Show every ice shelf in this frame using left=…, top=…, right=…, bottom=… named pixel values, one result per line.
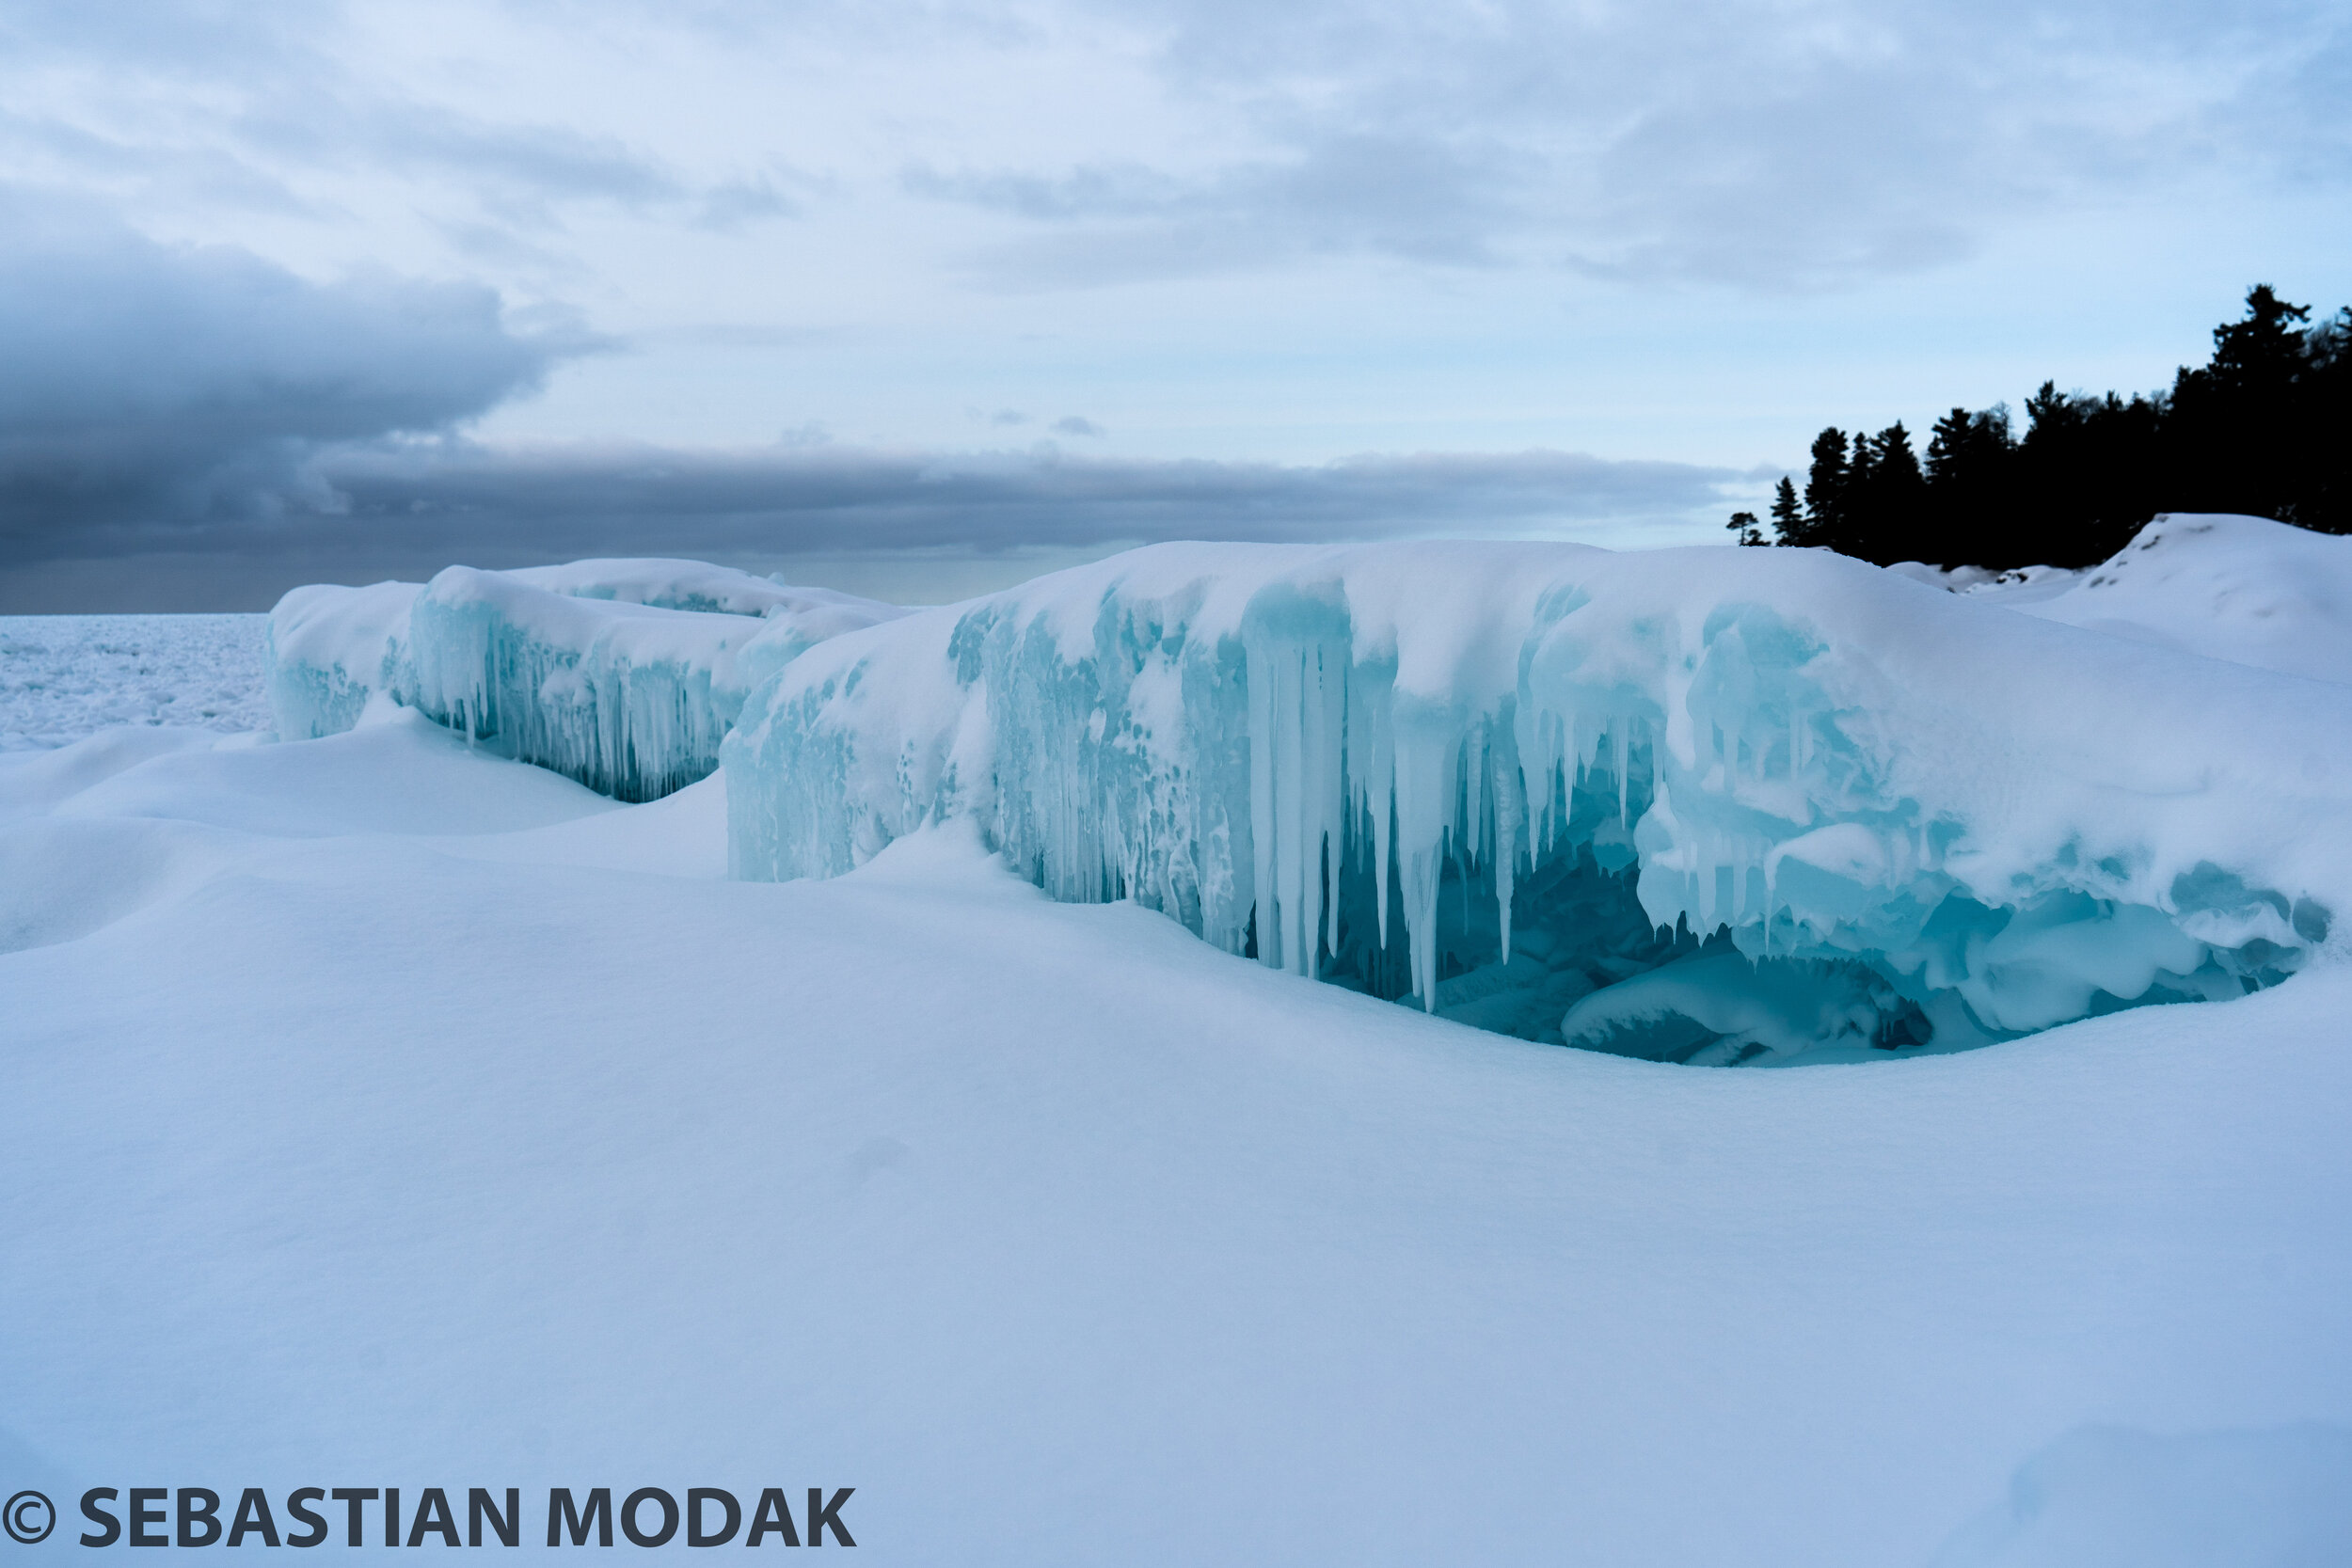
left=267, top=560, right=904, bottom=801
left=723, top=533, right=2351, bottom=1063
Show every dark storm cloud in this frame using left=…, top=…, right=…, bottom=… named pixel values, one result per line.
left=0, top=198, right=578, bottom=563
left=313, top=439, right=1741, bottom=556
left=0, top=194, right=1748, bottom=610
left=1, top=432, right=1752, bottom=610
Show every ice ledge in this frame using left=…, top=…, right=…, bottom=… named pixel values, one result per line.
left=724, top=537, right=2350, bottom=1063
left=266, top=561, right=903, bottom=802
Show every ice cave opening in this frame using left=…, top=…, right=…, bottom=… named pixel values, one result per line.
left=1217, top=725, right=2302, bottom=1067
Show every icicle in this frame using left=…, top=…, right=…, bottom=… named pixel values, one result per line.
left=1463, top=720, right=1485, bottom=872
left=1614, top=721, right=1629, bottom=826
left=1247, top=639, right=1279, bottom=969
left=1492, top=723, right=1520, bottom=965
left=1327, top=661, right=1349, bottom=963
left=1370, top=682, right=1395, bottom=951
left=1391, top=715, right=1457, bottom=1011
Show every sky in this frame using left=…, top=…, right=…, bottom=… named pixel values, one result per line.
left=1, top=0, right=2346, bottom=610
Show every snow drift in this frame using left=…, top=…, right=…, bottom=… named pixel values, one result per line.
left=724, top=520, right=2352, bottom=1063
left=267, top=560, right=903, bottom=800
left=1898, top=513, right=2352, bottom=684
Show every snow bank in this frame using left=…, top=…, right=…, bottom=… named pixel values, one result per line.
left=724, top=536, right=2352, bottom=1061
left=1899, top=514, right=2352, bottom=685
left=267, top=562, right=904, bottom=800
left=2011, top=515, right=2352, bottom=684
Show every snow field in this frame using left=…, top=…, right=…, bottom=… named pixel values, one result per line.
left=2, top=719, right=2348, bottom=1564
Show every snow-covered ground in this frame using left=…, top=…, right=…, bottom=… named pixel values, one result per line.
left=6, top=524, right=2351, bottom=1563
left=0, top=613, right=269, bottom=749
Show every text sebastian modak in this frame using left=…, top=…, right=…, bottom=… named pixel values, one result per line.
left=61, top=1487, right=854, bottom=1548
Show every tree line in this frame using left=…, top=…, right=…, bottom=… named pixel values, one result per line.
left=1727, top=287, right=2352, bottom=568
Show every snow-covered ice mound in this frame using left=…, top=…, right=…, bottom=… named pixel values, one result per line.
left=267, top=559, right=904, bottom=800
left=268, top=580, right=421, bottom=740
left=724, top=531, right=2352, bottom=1064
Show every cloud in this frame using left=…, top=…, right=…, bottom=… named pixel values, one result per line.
left=0, top=433, right=1756, bottom=609
left=0, top=181, right=1752, bottom=610
left=0, top=194, right=580, bottom=564
left=315, top=439, right=1742, bottom=551
left=1, top=1, right=2339, bottom=309
left=902, top=0, right=2352, bottom=292
left=9, top=1, right=2341, bottom=305
left=906, top=129, right=1518, bottom=287
left=0, top=3, right=807, bottom=274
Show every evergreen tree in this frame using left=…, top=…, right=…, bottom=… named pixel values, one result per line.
left=1725, top=511, right=1766, bottom=546
left=2169, top=285, right=2320, bottom=526
left=2206, top=284, right=2310, bottom=393
left=1856, top=421, right=1927, bottom=564
left=1797, top=428, right=1850, bottom=547
left=2303, top=308, right=2352, bottom=529
left=1925, top=405, right=2011, bottom=488
left=1922, top=405, right=2014, bottom=565
left=1769, top=476, right=1803, bottom=543
left=1845, top=425, right=1882, bottom=510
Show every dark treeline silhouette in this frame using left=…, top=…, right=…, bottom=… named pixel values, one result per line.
left=1728, top=287, right=2352, bottom=568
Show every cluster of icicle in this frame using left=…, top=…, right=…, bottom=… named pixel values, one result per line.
left=726, top=539, right=2350, bottom=1053
left=267, top=560, right=904, bottom=802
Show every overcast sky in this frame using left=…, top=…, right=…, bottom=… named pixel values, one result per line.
left=2, top=0, right=2346, bottom=609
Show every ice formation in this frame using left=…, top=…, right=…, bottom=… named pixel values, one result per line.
left=725, top=532, right=2352, bottom=1064
left=267, top=560, right=903, bottom=800
left=268, top=580, right=421, bottom=741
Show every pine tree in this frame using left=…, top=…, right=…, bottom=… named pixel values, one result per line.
left=2206, top=284, right=2310, bottom=394
left=1925, top=408, right=1973, bottom=485
left=1800, top=429, right=1850, bottom=547
left=1725, top=511, right=1766, bottom=546
left=1853, top=422, right=1926, bottom=564
left=1923, top=405, right=2015, bottom=566
left=2303, top=308, right=2352, bottom=531
left=1769, top=476, right=1803, bottom=544
left=2169, top=286, right=2320, bottom=527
